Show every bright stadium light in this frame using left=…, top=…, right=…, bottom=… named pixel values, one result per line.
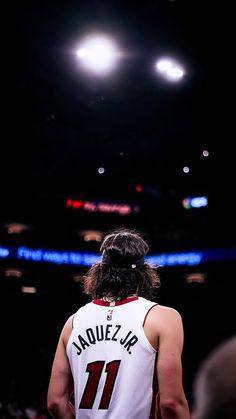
left=156, top=58, right=173, bottom=72
left=166, top=66, right=184, bottom=81
left=76, top=34, right=120, bottom=75
left=155, top=57, right=185, bottom=82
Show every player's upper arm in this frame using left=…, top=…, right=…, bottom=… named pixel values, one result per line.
left=156, top=307, right=185, bottom=403
left=47, top=316, right=74, bottom=404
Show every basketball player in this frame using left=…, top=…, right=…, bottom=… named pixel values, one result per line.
left=47, top=228, right=190, bottom=419
left=192, top=335, right=236, bottom=419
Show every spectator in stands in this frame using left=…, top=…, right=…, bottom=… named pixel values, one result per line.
left=192, top=335, right=236, bottom=419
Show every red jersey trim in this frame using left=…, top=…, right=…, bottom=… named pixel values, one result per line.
left=93, top=296, right=139, bottom=306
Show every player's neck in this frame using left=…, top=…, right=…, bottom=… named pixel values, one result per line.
left=101, top=293, right=138, bottom=303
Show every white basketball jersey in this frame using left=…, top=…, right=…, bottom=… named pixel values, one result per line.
left=66, top=296, right=158, bottom=419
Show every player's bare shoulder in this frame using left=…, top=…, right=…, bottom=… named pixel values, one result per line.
left=156, top=304, right=182, bottom=318
left=148, top=304, right=181, bottom=320
left=143, top=304, right=180, bottom=352
left=146, top=304, right=183, bottom=335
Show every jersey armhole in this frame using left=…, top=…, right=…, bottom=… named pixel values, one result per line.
left=143, top=304, right=159, bottom=326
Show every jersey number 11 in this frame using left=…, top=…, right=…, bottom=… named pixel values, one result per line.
left=79, top=360, right=121, bottom=410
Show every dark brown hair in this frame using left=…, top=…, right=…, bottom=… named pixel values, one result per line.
left=83, top=228, right=160, bottom=300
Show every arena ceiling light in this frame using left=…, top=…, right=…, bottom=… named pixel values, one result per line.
left=155, top=57, right=185, bottom=82
left=76, top=34, right=120, bottom=75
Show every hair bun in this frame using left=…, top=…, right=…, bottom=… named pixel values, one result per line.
left=100, top=228, right=148, bottom=267
left=102, top=247, right=144, bottom=269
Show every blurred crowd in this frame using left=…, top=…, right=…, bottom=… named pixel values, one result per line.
left=0, top=403, right=50, bottom=419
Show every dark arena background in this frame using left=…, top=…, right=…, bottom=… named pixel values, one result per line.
left=1, top=0, right=235, bottom=417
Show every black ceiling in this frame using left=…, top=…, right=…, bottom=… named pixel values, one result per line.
left=2, top=0, right=235, bottom=250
